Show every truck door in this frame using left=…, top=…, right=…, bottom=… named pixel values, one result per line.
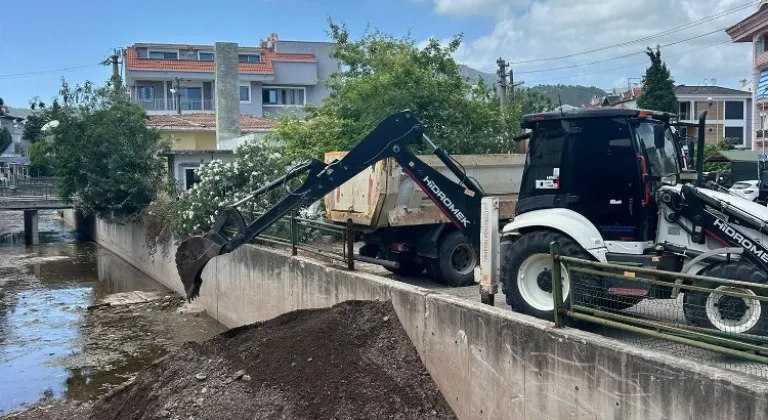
left=565, top=117, right=645, bottom=241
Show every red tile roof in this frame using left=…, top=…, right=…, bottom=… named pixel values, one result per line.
left=125, top=47, right=316, bottom=74
left=146, top=113, right=276, bottom=131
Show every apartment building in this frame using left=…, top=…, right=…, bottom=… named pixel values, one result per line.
left=675, top=85, right=752, bottom=147
left=123, top=34, right=338, bottom=117
left=727, top=0, right=768, bottom=151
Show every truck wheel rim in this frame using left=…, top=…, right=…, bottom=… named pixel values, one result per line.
left=450, top=244, right=475, bottom=276
left=517, top=254, right=570, bottom=312
left=705, top=286, right=762, bottom=334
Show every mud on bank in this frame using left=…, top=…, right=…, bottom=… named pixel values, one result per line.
left=6, top=300, right=455, bottom=420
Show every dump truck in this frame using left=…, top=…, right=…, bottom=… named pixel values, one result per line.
left=322, top=152, right=524, bottom=286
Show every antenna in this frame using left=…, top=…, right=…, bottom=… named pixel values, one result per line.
left=557, top=93, right=565, bottom=116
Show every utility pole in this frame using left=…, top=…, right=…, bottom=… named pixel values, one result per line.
left=496, top=58, right=509, bottom=110
left=110, top=49, right=121, bottom=94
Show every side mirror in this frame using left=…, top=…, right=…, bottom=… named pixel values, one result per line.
left=653, top=123, right=666, bottom=149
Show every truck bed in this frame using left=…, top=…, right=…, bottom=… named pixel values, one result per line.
left=323, top=152, right=524, bottom=230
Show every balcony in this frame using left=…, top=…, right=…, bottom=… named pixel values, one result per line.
left=134, top=98, right=215, bottom=113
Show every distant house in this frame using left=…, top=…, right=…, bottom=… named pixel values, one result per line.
left=726, top=0, right=768, bottom=151
left=145, top=113, right=276, bottom=150
left=146, top=113, right=277, bottom=192
left=123, top=33, right=338, bottom=119
left=674, top=85, right=752, bottom=147
left=582, top=88, right=643, bottom=109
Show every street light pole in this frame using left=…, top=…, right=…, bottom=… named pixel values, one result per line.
left=762, top=86, right=768, bottom=155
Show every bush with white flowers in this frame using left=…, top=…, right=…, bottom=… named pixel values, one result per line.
left=174, top=141, right=286, bottom=235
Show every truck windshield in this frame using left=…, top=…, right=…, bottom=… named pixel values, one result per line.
left=632, top=121, right=681, bottom=177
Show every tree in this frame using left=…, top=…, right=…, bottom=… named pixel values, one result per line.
left=24, top=100, right=62, bottom=143
left=28, top=141, right=54, bottom=176
left=0, top=127, right=11, bottom=154
left=268, top=21, right=531, bottom=163
left=636, top=46, right=678, bottom=113
left=47, top=78, right=170, bottom=220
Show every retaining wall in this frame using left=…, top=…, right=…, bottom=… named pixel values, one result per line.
left=63, top=209, right=768, bottom=420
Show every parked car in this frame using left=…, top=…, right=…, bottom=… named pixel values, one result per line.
left=728, top=180, right=760, bottom=202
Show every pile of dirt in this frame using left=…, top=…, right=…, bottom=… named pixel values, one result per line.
left=8, top=300, right=455, bottom=420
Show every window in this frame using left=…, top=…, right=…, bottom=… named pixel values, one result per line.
left=184, top=168, right=198, bottom=190
left=179, top=49, right=197, bottom=60
left=179, top=87, right=202, bottom=110
left=238, top=54, right=261, bottom=63
left=148, top=51, right=178, bottom=60
left=725, top=126, right=744, bottom=144
left=137, top=86, right=154, bottom=100
left=262, top=87, right=305, bottom=106
left=678, top=101, right=691, bottom=120
left=724, top=101, right=744, bottom=120
left=239, top=85, right=251, bottom=102
left=199, top=52, right=214, bottom=61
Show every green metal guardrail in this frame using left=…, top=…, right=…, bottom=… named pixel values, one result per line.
left=549, top=242, right=768, bottom=375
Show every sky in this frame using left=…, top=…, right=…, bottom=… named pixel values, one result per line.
left=0, top=0, right=760, bottom=108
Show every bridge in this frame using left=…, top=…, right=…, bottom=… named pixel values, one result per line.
left=0, top=176, right=73, bottom=245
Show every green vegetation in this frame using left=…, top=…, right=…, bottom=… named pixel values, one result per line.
left=267, top=20, right=549, bottom=164
left=636, top=46, right=678, bottom=113
left=0, top=127, right=11, bottom=154
left=38, top=79, right=170, bottom=220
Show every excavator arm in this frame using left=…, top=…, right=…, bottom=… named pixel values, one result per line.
left=175, top=110, right=486, bottom=300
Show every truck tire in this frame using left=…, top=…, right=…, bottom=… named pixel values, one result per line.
left=683, top=262, right=768, bottom=336
left=501, top=230, right=590, bottom=321
left=430, top=231, right=477, bottom=287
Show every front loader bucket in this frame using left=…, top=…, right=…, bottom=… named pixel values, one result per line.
left=175, top=235, right=222, bottom=301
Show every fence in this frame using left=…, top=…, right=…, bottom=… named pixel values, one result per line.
left=229, top=210, right=398, bottom=272
left=0, top=176, right=58, bottom=198
left=549, top=242, right=768, bottom=378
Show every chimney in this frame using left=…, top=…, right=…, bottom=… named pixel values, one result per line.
left=214, top=42, right=241, bottom=144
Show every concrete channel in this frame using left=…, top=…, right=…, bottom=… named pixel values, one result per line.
left=58, top=209, right=768, bottom=420
left=0, top=210, right=224, bottom=415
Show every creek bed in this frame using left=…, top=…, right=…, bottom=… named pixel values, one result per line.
left=0, top=211, right=225, bottom=416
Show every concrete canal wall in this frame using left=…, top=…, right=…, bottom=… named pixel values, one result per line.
left=61, top=209, right=768, bottom=420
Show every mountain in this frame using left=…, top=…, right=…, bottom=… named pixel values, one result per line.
left=527, top=85, right=607, bottom=108
left=6, top=107, right=31, bottom=119
left=459, top=65, right=496, bottom=87
left=458, top=65, right=607, bottom=107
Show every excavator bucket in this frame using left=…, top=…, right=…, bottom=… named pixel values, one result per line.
left=175, top=235, right=222, bottom=301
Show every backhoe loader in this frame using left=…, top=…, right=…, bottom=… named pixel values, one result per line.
left=176, top=109, right=768, bottom=335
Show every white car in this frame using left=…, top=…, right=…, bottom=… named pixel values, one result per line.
left=728, top=180, right=760, bottom=202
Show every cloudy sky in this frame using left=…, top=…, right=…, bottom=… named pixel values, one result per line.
left=415, top=0, right=758, bottom=89
left=0, top=0, right=760, bottom=106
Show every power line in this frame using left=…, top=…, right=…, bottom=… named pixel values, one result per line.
left=516, top=27, right=729, bottom=75
left=523, top=39, right=733, bottom=85
left=0, top=64, right=103, bottom=80
left=512, top=0, right=758, bottom=65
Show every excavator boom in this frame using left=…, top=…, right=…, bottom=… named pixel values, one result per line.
left=175, top=110, right=487, bottom=300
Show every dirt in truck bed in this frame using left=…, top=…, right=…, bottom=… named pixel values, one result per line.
left=6, top=300, right=456, bottom=420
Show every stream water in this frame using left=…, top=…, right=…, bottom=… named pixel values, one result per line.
left=0, top=211, right=224, bottom=415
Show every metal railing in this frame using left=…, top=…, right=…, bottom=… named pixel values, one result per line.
left=134, top=98, right=215, bottom=112
left=220, top=210, right=399, bottom=272
left=0, top=176, right=59, bottom=198
left=549, top=242, right=768, bottom=377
